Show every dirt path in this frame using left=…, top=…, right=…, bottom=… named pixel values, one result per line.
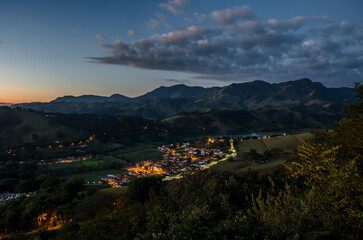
left=295, top=137, right=307, bottom=145
left=262, top=139, right=270, bottom=150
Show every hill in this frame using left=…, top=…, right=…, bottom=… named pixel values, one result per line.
left=0, top=104, right=341, bottom=151
left=194, top=79, right=355, bottom=110
left=14, top=78, right=356, bottom=119
left=161, top=106, right=343, bottom=137
left=0, top=107, right=87, bottom=149
left=211, top=133, right=312, bottom=173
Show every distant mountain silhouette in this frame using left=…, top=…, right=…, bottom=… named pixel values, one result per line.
left=52, top=93, right=132, bottom=104
left=14, top=78, right=356, bottom=119
left=135, top=84, right=207, bottom=100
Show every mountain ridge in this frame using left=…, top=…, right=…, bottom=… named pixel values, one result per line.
left=13, top=78, right=356, bottom=119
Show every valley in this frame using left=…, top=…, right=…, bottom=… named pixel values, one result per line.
left=0, top=81, right=360, bottom=240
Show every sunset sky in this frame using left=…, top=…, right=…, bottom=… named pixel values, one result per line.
left=1, top=0, right=363, bottom=103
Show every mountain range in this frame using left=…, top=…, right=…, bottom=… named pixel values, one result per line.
left=14, top=78, right=356, bottom=119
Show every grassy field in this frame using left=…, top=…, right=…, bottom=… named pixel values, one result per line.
left=42, top=156, right=121, bottom=170
left=213, top=133, right=312, bottom=173
left=211, top=159, right=252, bottom=173
left=60, top=169, right=127, bottom=182
left=82, top=157, right=119, bottom=167
left=118, top=149, right=163, bottom=162
left=238, top=138, right=268, bottom=154
left=37, top=155, right=125, bottom=181
left=110, top=142, right=163, bottom=163
left=212, top=159, right=285, bottom=174
left=238, top=159, right=285, bottom=173
left=110, top=142, right=159, bottom=155
left=44, top=161, right=84, bottom=170
left=264, top=133, right=311, bottom=153
left=239, top=133, right=312, bottom=154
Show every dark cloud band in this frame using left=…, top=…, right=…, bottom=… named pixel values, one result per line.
left=86, top=5, right=363, bottom=86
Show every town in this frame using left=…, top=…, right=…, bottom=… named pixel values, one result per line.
left=102, top=138, right=232, bottom=187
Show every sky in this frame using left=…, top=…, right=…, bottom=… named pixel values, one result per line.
left=1, top=0, right=363, bottom=103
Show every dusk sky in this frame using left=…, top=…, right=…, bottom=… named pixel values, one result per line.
left=1, top=0, right=363, bottom=103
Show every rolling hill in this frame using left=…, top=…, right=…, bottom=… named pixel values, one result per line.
left=161, top=106, right=342, bottom=137
left=0, top=107, right=88, bottom=149
left=211, top=133, right=312, bottom=173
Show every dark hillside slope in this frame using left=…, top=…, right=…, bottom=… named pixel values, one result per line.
left=161, top=106, right=342, bottom=137
left=0, top=107, right=87, bottom=149
left=195, top=78, right=356, bottom=110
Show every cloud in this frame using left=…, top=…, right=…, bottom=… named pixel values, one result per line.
left=159, top=0, right=188, bottom=15
left=302, top=40, right=315, bottom=47
left=186, top=12, right=208, bottom=24
left=194, top=12, right=207, bottom=24
left=87, top=5, right=363, bottom=86
left=95, top=34, right=107, bottom=39
left=268, top=16, right=329, bottom=30
left=156, top=13, right=175, bottom=29
left=0, top=41, right=4, bottom=44
left=210, top=6, right=254, bottom=25
left=128, top=30, right=138, bottom=38
left=146, top=19, right=160, bottom=31
left=152, top=26, right=209, bottom=45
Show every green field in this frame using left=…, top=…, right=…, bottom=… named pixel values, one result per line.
left=238, top=138, right=268, bottom=154
left=211, top=159, right=252, bottom=172
left=41, top=157, right=121, bottom=170
left=264, top=133, right=311, bottom=153
left=110, top=142, right=158, bottom=155
left=44, top=161, right=84, bottom=170
left=37, top=156, right=125, bottom=180
left=239, top=133, right=311, bottom=154
left=82, top=157, right=120, bottom=167
left=118, top=149, right=163, bottom=162
left=110, top=142, right=163, bottom=163
left=60, top=169, right=127, bottom=182
left=213, top=133, right=312, bottom=173
left=238, top=159, right=285, bottom=173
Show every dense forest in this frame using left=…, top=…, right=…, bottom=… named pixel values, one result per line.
left=0, top=84, right=362, bottom=240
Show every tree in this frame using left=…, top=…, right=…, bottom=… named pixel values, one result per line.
left=263, top=150, right=271, bottom=161
left=127, top=176, right=162, bottom=202
left=249, top=149, right=258, bottom=160
left=61, top=178, right=84, bottom=202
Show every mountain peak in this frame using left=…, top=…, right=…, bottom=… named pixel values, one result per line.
left=284, top=78, right=326, bottom=89
left=136, top=84, right=206, bottom=100
left=296, top=78, right=312, bottom=83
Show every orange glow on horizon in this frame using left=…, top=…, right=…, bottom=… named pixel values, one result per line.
left=0, top=90, right=55, bottom=104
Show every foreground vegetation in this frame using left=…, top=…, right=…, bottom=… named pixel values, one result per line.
left=0, top=85, right=362, bottom=239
